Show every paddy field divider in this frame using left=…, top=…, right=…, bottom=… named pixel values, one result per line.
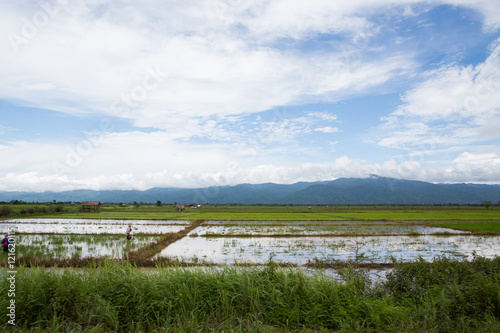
left=126, top=219, right=204, bottom=264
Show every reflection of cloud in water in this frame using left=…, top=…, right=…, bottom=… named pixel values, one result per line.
left=3, top=218, right=189, bottom=225
left=159, top=235, right=500, bottom=265
left=192, top=223, right=468, bottom=236
left=17, top=234, right=160, bottom=259
left=207, top=221, right=399, bottom=225
left=8, top=220, right=494, bottom=266
left=1, top=219, right=188, bottom=234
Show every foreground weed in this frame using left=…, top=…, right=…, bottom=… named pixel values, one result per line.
left=1, top=257, right=500, bottom=332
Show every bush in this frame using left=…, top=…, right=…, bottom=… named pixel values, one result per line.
left=384, top=256, right=500, bottom=328
left=0, top=206, right=12, bottom=217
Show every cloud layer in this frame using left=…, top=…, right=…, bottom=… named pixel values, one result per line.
left=1, top=0, right=500, bottom=191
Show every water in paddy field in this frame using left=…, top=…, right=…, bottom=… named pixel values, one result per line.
left=16, top=234, right=161, bottom=259
left=0, top=218, right=189, bottom=234
left=195, top=220, right=469, bottom=236
left=3, top=219, right=498, bottom=265
left=159, top=234, right=499, bottom=265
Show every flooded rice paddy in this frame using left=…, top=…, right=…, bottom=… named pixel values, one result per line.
left=16, top=234, right=161, bottom=259
left=1, top=218, right=497, bottom=264
left=0, top=218, right=187, bottom=234
left=194, top=220, right=468, bottom=236
left=158, top=235, right=497, bottom=264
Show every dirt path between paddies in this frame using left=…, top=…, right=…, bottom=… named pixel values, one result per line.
left=126, top=219, right=204, bottom=263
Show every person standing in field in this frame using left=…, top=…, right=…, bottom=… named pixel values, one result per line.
left=1, top=234, right=9, bottom=253
left=126, top=225, right=132, bottom=240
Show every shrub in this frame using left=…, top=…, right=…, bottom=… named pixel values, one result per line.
left=384, top=256, right=500, bottom=325
left=0, top=206, right=12, bottom=217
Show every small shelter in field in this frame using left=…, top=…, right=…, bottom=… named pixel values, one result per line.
left=175, top=204, right=194, bottom=211
left=82, top=201, right=101, bottom=212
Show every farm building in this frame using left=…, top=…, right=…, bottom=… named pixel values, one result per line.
left=81, top=201, right=101, bottom=212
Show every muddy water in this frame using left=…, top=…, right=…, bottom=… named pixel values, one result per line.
left=158, top=235, right=500, bottom=265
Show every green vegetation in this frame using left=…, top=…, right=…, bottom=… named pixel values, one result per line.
left=3, top=203, right=497, bottom=223
left=1, top=205, right=499, bottom=331
left=1, top=257, right=499, bottom=332
left=426, top=220, right=500, bottom=233
left=14, top=204, right=499, bottom=234
left=2, top=204, right=499, bottom=235
left=0, top=203, right=71, bottom=217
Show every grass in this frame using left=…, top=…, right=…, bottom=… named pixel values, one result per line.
left=425, top=220, right=500, bottom=234
left=2, top=204, right=497, bottom=224
left=1, top=257, right=499, bottom=332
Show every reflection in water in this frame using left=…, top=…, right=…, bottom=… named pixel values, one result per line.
left=0, top=219, right=188, bottom=234
left=6, top=219, right=496, bottom=267
left=159, top=235, right=500, bottom=265
left=16, top=234, right=161, bottom=259
left=192, top=223, right=468, bottom=236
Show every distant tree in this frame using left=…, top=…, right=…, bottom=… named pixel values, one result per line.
left=156, top=200, right=162, bottom=207
left=482, top=201, right=493, bottom=209
left=134, top=201, right=139, bottom=208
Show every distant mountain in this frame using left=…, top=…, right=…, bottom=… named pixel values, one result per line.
left=1, top=176, right=499, bottom=204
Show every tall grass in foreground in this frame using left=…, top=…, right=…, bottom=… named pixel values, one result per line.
left=1, top=257, right=499, bottom=332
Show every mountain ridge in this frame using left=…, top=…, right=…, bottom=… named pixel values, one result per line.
left=1, top=177, right=499, bottom=204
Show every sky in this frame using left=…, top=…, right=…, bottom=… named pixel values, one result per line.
left=0, top=0, right=500, bottom=192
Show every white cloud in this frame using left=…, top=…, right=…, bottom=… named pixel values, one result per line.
left=315, top=126, right=340, bottom=133
left=449, top=152, right=500, bottom=182
left=0, top=0, right=419, bottom=133
left=451, top=0, right=500, bottom=31
left=2, top=149, right=500, bottom=192
left=308, top=112, right=339, bottom=122
left=392, top=47, right=500, bottom=121
left=376, top=38, right=500, bottom=154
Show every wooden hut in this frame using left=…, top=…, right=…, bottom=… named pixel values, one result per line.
left=81, top=201, right=101, bottom=212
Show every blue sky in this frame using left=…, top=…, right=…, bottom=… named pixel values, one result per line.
left=0, top=0, right=500, bottom=192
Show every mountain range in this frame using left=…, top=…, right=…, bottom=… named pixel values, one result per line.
left=1, top=176, right=499, bottom=205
